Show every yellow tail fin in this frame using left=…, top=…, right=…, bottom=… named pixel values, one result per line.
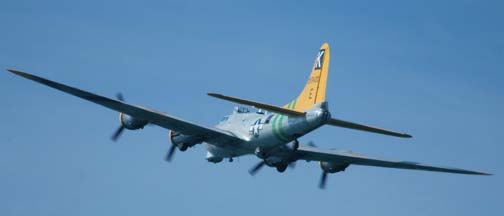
left=284, top=43, right=330, bottom=111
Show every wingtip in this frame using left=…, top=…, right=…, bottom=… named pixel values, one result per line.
left=6, top=69, right=26, bottom=76
left=6, top=68, right=19, bottom=73
left=403, top=134, right=413, bottom=138
left=479, top=172, right=493, bottom=176
left=207, top=93, right=223, bottom=98
left=466, top=170, right=492, bottom=176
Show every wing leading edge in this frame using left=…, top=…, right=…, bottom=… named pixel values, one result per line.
left=7, top=69, right=244, bottom=145
left=207, top=93, right=305, bottom=116
left=296, top=145, right=491, bottom=175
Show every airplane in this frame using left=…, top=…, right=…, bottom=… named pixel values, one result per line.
left=6, top=43, right=490, bottom=189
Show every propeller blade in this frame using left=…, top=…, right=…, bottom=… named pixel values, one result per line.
left=165, top=144, right=177, bottom=162
left=116, top=93, right=124, bottom=101
left=111, top=125, right=125, bottom=141
left=249, top=161, right=266, bottom=176
left=319, top=171, right=328, bottom=189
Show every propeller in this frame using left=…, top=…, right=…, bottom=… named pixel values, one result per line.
left=111, top=125, right=125, bottom=141
left=110, top=93, right=125, bottom=142
left=249, top=160, right=266, bottom=176
left=165, top=144, right=177, bottom=162
left=319, top=171, right=329, bottom=189
left=304, top=141, right=332, bottom=189
left=249, top=140, right=313, bottom=175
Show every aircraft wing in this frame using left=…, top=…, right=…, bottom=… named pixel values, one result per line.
left=207, top=93, right=305, bottom=116
left=7, top=69, right=244, bottom=145
left=296, top=145, right=491, bottom=175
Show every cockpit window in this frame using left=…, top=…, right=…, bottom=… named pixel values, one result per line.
left=221, top=116, right=229, bottom=122
left=235, top=106, right=250, bottom=113
left=256, top=109, right=266, bottom=114
left=264, top=114, right=274, bottom=124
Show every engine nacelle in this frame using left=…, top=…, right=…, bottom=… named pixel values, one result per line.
left=319, top=161, right=349, bottom=173
left=169, top=130, right=205, bottom=150
left=120, top=113, right=148, bottom=130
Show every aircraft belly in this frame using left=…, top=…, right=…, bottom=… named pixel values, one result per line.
left=205, top=142, right=252, bottom=157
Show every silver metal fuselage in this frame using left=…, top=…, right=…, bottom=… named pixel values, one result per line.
left=205, top=102, right=330, bottom=161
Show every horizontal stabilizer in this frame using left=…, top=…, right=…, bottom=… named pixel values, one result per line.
left=207, top=93, right=305, bottom=116
left=327, top=118, right=412, bottom=138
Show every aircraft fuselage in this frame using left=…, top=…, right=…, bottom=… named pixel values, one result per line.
left=205, top=102, right=330, bottom=162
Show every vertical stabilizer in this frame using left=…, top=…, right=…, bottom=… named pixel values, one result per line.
left=284, top=43, right=330, bottom=112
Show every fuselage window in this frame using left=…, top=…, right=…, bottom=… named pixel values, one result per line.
left=235, top=106, right=250, bottom=113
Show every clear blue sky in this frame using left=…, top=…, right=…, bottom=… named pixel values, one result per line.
left=1, top=0, right=502, bottom=215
